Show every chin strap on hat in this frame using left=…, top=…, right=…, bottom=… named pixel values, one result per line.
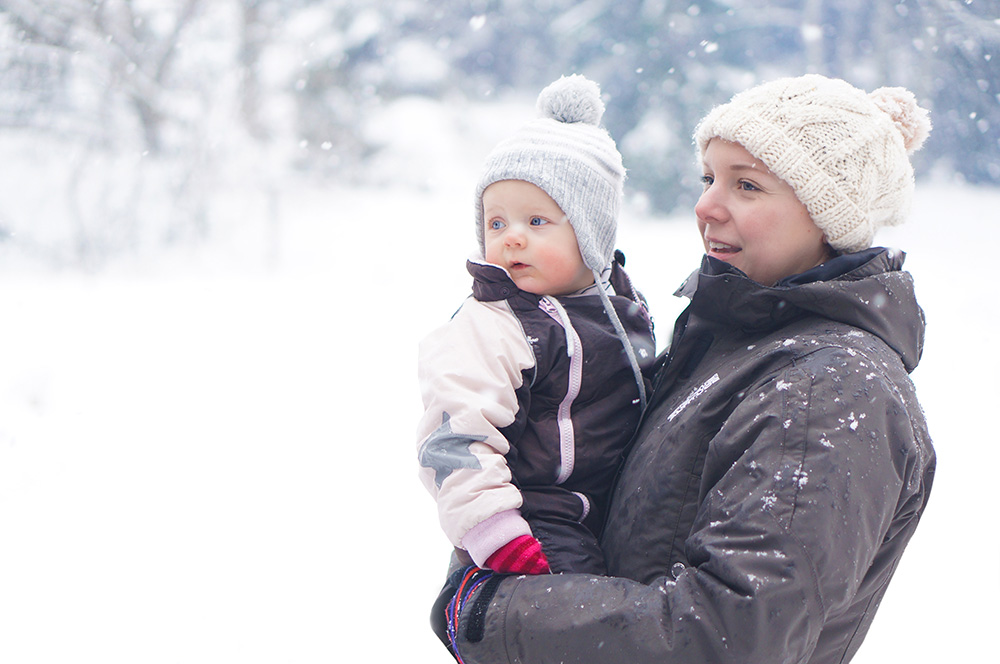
left=593, top=267, right=647, bottom=411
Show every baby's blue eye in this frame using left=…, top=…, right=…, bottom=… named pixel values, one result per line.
left=490, top=219, right=505, bottom=230
left=530, top=216, right=547, bottom=226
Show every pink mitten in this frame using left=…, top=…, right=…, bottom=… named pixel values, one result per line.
left=485, top=534, right=551, bottom=575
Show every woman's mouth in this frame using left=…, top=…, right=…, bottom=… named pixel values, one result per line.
left=707, top=240, right=740, bottom=255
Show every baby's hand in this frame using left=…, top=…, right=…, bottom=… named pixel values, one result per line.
left=486, top=534, right=551, bottom=574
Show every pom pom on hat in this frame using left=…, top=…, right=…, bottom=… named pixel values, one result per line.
left=694, top=74, right=932, bottom=253
left=536, top=74, right=605, bottom=125
left=869, top=86, right=932, bottom=154
left=475, top=75, right=625, bottom=272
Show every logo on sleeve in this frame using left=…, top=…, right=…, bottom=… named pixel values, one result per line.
left=418, top=412, right=485, bottom=488
left=667, top=373, right=720, bottom=422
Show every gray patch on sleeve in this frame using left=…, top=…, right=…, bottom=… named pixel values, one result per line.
left=418, top=412, right=486, bottom=488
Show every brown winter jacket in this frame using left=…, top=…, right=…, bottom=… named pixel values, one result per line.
left=443, top=248, right=936, bottom=664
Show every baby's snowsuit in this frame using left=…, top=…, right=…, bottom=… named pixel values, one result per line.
left=417, top=255, right=655, bottom=574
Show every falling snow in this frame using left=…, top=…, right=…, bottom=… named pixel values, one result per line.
left=0, top=10, right=996, bottom=662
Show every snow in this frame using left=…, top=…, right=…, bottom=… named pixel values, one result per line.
left=0, top=114, right=997, bottom=662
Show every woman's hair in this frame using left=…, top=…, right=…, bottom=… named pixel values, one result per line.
left=694, top=74, right=931, bottom=253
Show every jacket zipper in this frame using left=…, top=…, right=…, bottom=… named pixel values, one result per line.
left=539, top=296, right=583, bottom=485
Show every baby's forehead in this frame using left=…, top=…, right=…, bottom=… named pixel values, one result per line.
left=483, top=180, right=563, bottom=207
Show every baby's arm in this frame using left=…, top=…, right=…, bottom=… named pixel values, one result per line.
left=416, top=299, right=548, bottom=573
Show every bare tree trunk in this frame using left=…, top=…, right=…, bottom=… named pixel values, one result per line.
left=240, top=0, right=269, bottom=140
left=90, top=0, right=202, bottom=155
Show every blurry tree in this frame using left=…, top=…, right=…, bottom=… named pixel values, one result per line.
left=0, top=0, right=997, bottom=267
left=0, top=0, right=203, bottom=153
left=0, top=0, right=219, bottom=265
left=916, top=0, right=1000, bottom=183
left=329, top=0, right=998, bottom=212
left=790, top=0, right=1000, bottom=183
left=284, top=0, right=462, bottom=176
left=92, top=0, right=202, bottom=155
left=239, top=0, right=269, bottom=140
left=561, top=0, right=997, bottom=211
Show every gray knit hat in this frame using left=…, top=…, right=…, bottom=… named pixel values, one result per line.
left=694, top=74, right=931, bottom=253
left=475, top=75, right=626, bottom=271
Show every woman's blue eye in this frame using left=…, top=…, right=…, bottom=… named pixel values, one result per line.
left=530, top=217, right=547, bottom=226
left=700, top=175, right=714, bottom=187
left=739, top=180, right=760, bottom=192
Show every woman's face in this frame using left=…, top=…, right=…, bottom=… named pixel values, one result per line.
left=695, top=139, right=831, bottom=286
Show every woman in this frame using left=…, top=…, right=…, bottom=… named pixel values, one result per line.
left=434, top=74, right=936, bottom=664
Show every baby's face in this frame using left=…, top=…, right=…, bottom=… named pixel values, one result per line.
left=482, top=180, right=594, bottom=296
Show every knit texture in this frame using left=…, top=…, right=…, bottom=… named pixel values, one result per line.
left=485, top=534, right=551, bottom=575
left=694, top=74, right=931, bottom=253
left=475, top=74, right=625, bottom=271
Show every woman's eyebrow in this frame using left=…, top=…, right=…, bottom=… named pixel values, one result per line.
left=730, top=162, right=767, bottom=173
left=702, top=161, right=775, bottom=177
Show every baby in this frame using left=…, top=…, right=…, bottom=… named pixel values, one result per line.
left=416, top=75, right=655, bottom=575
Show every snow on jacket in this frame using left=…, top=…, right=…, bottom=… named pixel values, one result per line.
left=446, top=248, right=936, bottom=664
left=416, top=254, right=655, bottom=568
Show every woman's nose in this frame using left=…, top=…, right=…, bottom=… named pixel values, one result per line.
left=695, top=186, right=727, bottom=224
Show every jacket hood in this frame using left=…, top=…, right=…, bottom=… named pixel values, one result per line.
left=676, top=248, right=925, bottom=372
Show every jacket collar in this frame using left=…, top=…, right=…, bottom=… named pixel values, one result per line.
left=467, top=260, right=528, bottom=302
left=675, top=248, right=925, bottom=372
left=465, top=259, right=618, bottom=303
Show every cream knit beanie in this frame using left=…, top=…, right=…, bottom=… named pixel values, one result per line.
left=475, top=75, right=626, bottom=271
left=694, top=74, right=932, bottom=253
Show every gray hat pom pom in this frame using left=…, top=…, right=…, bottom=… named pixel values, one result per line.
left=536, top=74, right=605, bottom=125
left=869, top=86, right=932, bottom=154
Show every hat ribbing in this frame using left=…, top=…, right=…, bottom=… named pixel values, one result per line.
left=694, top=74, right=931, bottom=253
left=475, top=75, right=626, bottom=271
